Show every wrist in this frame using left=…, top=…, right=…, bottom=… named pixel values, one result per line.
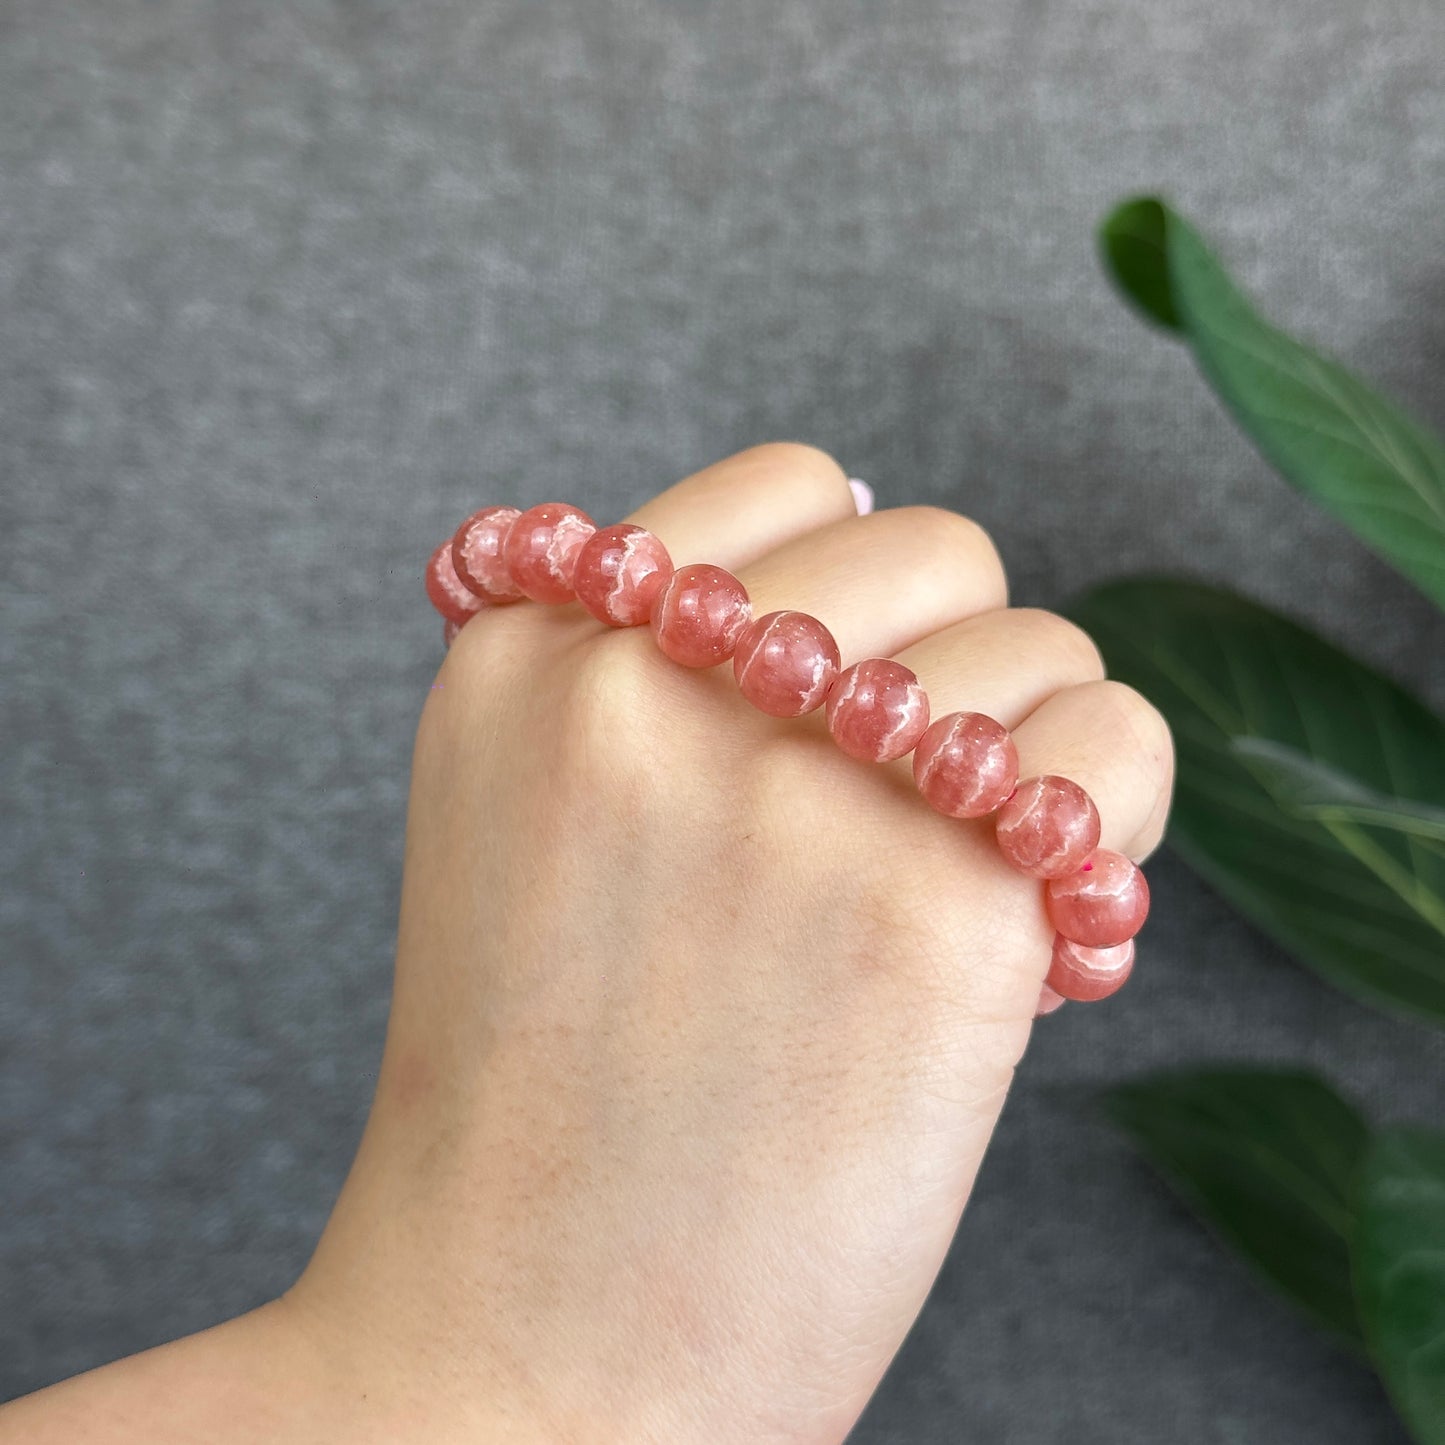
left=288, top=1178, right=578, bottom=1445
left=290, top=1123, right=708, bottom=1445
left=0, top=1292, right=375, bottom=1445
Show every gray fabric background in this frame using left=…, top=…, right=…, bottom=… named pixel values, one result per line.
left=3, top=1, right=1443, bottom=1439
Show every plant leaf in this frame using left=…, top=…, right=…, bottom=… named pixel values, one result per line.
left=1098, top=197, right=1181, bottom=331
left=1232, top=737, right=1445, bottom=844
left=1070, top=578, right=1445, bottom=1024
left=1099, top=195, right=1445, bottom=610
left=1355, top=1128, right=1445, bottom=1443
left=1107, top=1067, right=1369, bottom=1344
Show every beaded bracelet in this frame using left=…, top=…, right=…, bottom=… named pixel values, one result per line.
left=425, top=501, right=1149, bottom=1007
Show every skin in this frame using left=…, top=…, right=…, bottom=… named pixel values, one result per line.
left=0, top=444, right=1174, bottom=1444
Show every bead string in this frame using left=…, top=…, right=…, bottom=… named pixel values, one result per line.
left=426, top=502, right=1150, bottom=1005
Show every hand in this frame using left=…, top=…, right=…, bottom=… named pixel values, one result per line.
left=290, top=443, right=1173, bottom=1443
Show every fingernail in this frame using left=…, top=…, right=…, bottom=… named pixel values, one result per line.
left=848, top=477, right=875, bottom=516
left=1034, top=984, right=1066, bottom=1018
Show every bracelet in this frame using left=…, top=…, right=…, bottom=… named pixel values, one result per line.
left=425, top=501, right=1149, bottom=1006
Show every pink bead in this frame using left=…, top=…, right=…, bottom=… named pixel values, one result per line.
left=1034, top=983, right=1067, bottom=1017
left=650, top=563, right=753, bottom=668
left=732, top=611, right=841, bottom=717
left=452, top=505, right=524, bottom=603
left=994, top=775, right=1101, bottom=878
left=912, top=712, right=1019, bottom=819
left=1046, top=849, right=1151, bottom=948
left=425, top=540, right=489, bottom=626
left=1046, top=934, right=1136, bottom=1002
left=825, top=659, right=930, bottom=763
left=572, top=523, right=674, bottom=627
left=502, top=502, right=597, bottom=604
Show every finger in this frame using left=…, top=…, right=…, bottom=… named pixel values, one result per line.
left=1007, top=679, right=1175, bottom=860
left=1034, top=984, right=1066, bottom=1017
left=892, top=608, right=1106, bottom=730
left=625, top=443, right=859, bottom=572
left=735, top=506, right=1008, bottom=662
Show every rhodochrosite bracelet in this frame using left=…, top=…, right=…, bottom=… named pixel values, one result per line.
left=426, top=502, right=1150, bottom=1005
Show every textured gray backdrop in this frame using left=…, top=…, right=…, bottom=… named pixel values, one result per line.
left=3, top=1, right=1444, bottom=1439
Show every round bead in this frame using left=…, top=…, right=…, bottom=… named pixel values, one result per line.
left=502, top=502, right=598, bottom=604
left=650, top=563, right=753, bottom=668
left=1034, top=983, right=1067, bottom=1017
left=732, top=610, right=841, bottom=717
left=1046, top=848, right=1151, bottom=948
left=825, top=659, right=931, bottom=763
left=912, top=712, right=1019, bottom=818
left=1046, top=934, right=1136, bottom=1002
left=452, top=505, right=524, bottom=603
left=572, top=523, right=674, bottom=627
left=994, top=775, right=1101, bottom=878
left=425, top=540, right=490, bottom=626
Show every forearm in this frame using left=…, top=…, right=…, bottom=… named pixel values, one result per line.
left=0, top=1296, right=367, bottom=1445
left=0, top=1284, right=558, bottom=1445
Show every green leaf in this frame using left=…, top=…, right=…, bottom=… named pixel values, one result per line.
left=1070, top=578, right=1445, bottom=1024
left=1232, top=737, right=1445, bottom=844
left=1355, top=1128, right=1445, bottom=1443
left=1099, top=195, right=1445, bottom=609
left=1107, top=1067, right=1369, bottom=1343
left=1099, top=196, right=1182, bottom=331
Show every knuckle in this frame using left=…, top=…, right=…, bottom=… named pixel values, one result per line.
left=1092, top=679, right=1174, bottom=769
left=740, top=440, right=848, bottom=491
left=1082, top=680, right=1176, bottom=854
left=1014, top=608, right=1107, bottom=682
left=1132, top=794, right=1173, bottom=860
left=545, top=639, right=670, bottom=803
left=422, top=620, right=515, bottom=733
left=897, top=504, right=989, bottom=552
left=892, top=506, right=1009, bottom=604
left=554, top=638, right=649, bottom=740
